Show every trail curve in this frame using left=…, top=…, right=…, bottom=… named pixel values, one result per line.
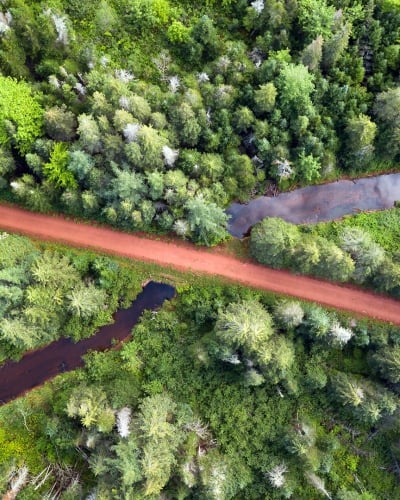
left=0, top=204, right=399, bottom=325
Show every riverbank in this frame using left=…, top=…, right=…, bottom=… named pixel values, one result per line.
left=228, top=172, right=400, bottom=238
left=0, top=282, right=175, bottom=405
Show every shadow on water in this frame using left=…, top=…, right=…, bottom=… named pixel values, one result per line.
left=0, top=281, right=176, bottom=405
left=227, top=173, right=400, bottom=238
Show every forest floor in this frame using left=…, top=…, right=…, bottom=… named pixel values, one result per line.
left=1, top=203, right=400, bottom=325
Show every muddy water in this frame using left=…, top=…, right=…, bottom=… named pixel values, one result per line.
left=0, top=281, right=175, bottom=405
left=227, top=173, right=400, bottom=238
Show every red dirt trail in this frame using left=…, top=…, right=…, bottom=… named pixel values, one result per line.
left=0, top=204, right=399, bottom=325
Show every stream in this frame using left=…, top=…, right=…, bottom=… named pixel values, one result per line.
left=0, top=281, right=176, bottom=405
left=3, top=172, right=400, bottom=404
left=227, top=173, right=400, bottom=238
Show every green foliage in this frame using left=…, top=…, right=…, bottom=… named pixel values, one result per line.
left=330, top=371, right=398, bottom=424
left=66, top=385, right=115, bottom=432
left=254, top=83, right=277, bottom=114
left=66, top=150, right=94, bottom=182
left=214, top=300, right=274, bottom=358
left=77, top=114, right=101, bottom=154
left=0, top=76, right=43, bottom=154
left=297, top=0, right=336, bottom=41
left=0, top=233, right=38, bottom=269
left=0, top=317, right=40, bottom=350
left=171, top=102, right=201, bottom=147
left=374, top=87, right=400, bottom=159
left=322, top=22, right=351, bottom=70
left=339, top=227, right=385, bottom=283
left=315, top=237, right=355, bottom=282
left=43, top=143, right=77, bottom=189
left=44, top=106, right=77, bottom=142
left=306, top=208, right=400, bottom=255
left=251, top=217, right=358, bottom=283
left=31, top=251, right=80, bottom=290
left=302, top=303, right=331, bottom=339
left=139, top=393, right=185, bottom=495
left=184, top=196, right=229, bottom=246
left=2, top=264, right=400, bottom=498
left=292, top=234, right=321, bottom=273
left=370, top=346, right=400, bottom=383
left=214, top=300, right=295, bottom=383
left=287, top=210, right=400, bottom=293
left=190, top=15, right=221, bottom=63
left=250, top=217, right=300, bottom=268
left=296, top=152, right=321, bottom=183
left=345, top=114, right=377, bottom=168
left=110, top=437, right=143, bottom=488
left=67, top=283, right=106, bottom=319
left=0, top=147, right=16, bottom=186
left=111, top=168, right=147, bottom=204
left=374, top=87, right=400, bottom=126
left=146, top=170, right=164, bottom=200
left=95, top=0, right=118, bottom=34
left=167, top=20, right=190, bottom=43
left=277, top=63, right=315, bottom=114
left=124, top=0, right=171, bottom=32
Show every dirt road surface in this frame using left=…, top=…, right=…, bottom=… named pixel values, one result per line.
left=1, top=204, right=399, bottom=325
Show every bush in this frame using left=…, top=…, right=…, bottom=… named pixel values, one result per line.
left=0, top=76, right=43, bottom=154
left=250, top=217, right=300, bottom=268
left=167, top=21, right=190, bottom=43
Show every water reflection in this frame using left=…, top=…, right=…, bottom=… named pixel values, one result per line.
left=0, top=281, right=176, bottom=405
left=227, top=173, right=400, bottom=238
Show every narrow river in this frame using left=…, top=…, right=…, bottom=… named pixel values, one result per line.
left=227, top=173, right=400, bottom=238
left=0, top=281, right=175, bottom=405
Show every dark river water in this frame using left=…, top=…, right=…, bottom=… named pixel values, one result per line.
left=227, top=173, right=400, bottom=238
left=0, top=281, right=175, bottom=405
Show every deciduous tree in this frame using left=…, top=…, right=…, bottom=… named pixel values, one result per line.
left=250, top=217, right=300, bottom=268
left=0, top=76, right=43, bottom=154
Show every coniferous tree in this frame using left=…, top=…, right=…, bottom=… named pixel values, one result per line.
left=184, top=196, right=229, bottom=246
left=371, top=346, right=400, bottom=383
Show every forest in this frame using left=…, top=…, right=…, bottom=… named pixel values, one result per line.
left=249, top=209, right=400, bottom=296
left=0, top=233, right=145, bottom=362
left=1, top=0, right=400, bottom=246
left=1, top=235, right=400, bottom=499
left=2, top=0, right=400, bottom=498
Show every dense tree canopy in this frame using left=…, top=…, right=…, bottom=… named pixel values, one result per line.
left=0, top=0, right=398, bottom=244
left=249, top=215, right=400, bottom=297
left=0, top=76, right=43, bottom=154
left=0, top=233, right=141, bottom=358
left=1, top=269, right=400, bottom=498
left=1, top=0, right=400, bottom=495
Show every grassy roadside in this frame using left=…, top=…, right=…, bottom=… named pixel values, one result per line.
left=32, top=236, right=398, bottom=331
